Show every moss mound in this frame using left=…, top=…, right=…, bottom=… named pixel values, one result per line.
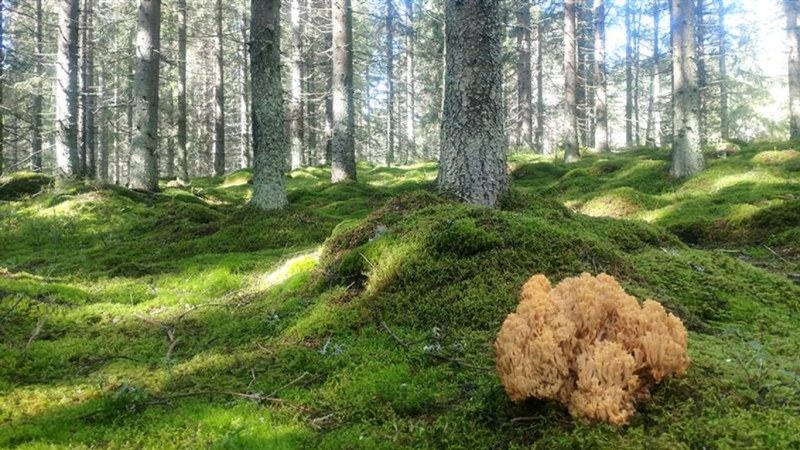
left=0, top=172, right=53, bottom=200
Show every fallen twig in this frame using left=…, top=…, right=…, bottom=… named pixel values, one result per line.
left=763, top=245, right=790, bottom=264
left=379, top=320, right=492, bottom=372
left=23, top=318, right=45, bottom=351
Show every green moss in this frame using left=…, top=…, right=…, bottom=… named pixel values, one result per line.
left=0, top=172, right=53, bottom=200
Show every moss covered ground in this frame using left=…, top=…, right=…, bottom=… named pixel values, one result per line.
left=0, top=145, right=798, bottom=449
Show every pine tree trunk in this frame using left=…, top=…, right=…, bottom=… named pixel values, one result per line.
left=31, top=0, right=44, bottom=172
left=646, top=0, right=662, bottom=148
left=717, top=0, right=729, bottom=139
left=289, top=0, right=304, bottom=170
left=331, top=0, right=357, bottom=182
left=787, top=0, right=800, bottom=140
left=593, top=0, right=609, bottom=152
left=98, top=66, right=109, bottom=181
left=438, top=0, right=507, bottom=206
left=250, top=0, right=288, bottom=209
left=55, top=0, right=81, bottom=179
left=177, top=0, right=189, bottom=180
left=671, top=0, right=703, bottom=178
left=405, top=0, right=415, bottom=161
left=696, top=0, right=707, bottom=145
left=385, top=0, right=395, bottom=167
left=624, top=0, right=634, bottom=147
left=129, top=0, right=161, bottom=191
left=535, top=4, right=545, bottom=153
left=239, top=9, right=251, bottom=169
left=0, top=0, right=4, bottom=175
left=214, top=0, right=226, bottom=176
left=81, top=0, right=96, bottom=178
left=516, top=0, right=533, bottom=149
left=563, top=0, right=580, bottom=162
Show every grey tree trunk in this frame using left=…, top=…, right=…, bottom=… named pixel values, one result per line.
left=289, top=0, right=304, bottom=170
left=55, top=0, right=81, bottom=179
left=239, top=9, right=251, bottom=169
left=165, top=92, right=175, bottom=178
left=671, top=0, right=703, bottom=178
left=31, top=0, right=44, bottom=172
left=330, top=0, right=357, bottom=182
left=438, top=0, right=507, bottom=207
left=696, top=0, right=707, bottom=145
left=405, top=0, right=415, bottom=161
left=535, top=4, right=544, bottom=153
left=129, top=0, right=161, bottom=191
left=563, top=0, right=580, bottom=163
left=0, top=0, right=4, bottom=175
left=81, top=0, right=96, bottom=178
left=787, top=0, right=800, bottom=140
left=98, top=68, right=109, bottom=182
left=177, top=0, right=189, bottom=180
left=646, top=0, right=662, bottom=148
left=385, top=0, right=395, bottom=166
left=516, top=0, right=532, bottom=149
left=624, top=0, right=634, bottom=147
left=250, top=0, right=288, bottom=209
left=593, top=0, right=609, bottom=152
left=214, top=0, right=226, bottom=176
left=717, top=0, right=729, bottom=139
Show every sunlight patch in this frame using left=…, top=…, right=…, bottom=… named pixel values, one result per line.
left=259, top=249, right=320, bottom=290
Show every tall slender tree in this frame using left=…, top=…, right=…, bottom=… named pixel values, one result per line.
left=563, top=0, right=580, bottom=162
left=786, top=0, right=800, bottom=140
left=250, top=0, right=288, bottom=209
left=176, top=0, right=189, bottom=180
left=385, top=0, right=395, bottom=166
left=717, top=0, right=729, bottom=139
left=289, top=0, right=304, bottom=169
left=55, top=0, right=81, bottom=179
left=534, top=3, right=545, bottom=153
left=405, top=0, right=415, bottom=161
left=438, top=0, right=507, bottom=206
left=31, top=0, right=45, bottom=172
left=81, top=0, right=96, bottom=178
left=516, top=0, right=533, bottom=148
left=214, top=0, right=226, bottom=176
left=330, top=0, right=357, bottom=182
left=129, top=0, right=162, bottom=191
left=593, top=0, right=609, bottom=152
left=239, top=8, right=251, bottom=169
left=646, top=0, right=662, bottom=147
left=624, top=0, right=634, bottom=147
left=671, top=0, right=703, bottom=177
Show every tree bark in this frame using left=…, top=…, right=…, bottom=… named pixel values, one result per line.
left=129, top=0, right=161, bottom=191
left=535, top=3, right=545, bottom=153
left=0, top=0, right=4, bottom=175
left=385, top=0, right=395, bottom=166
left=671, top=0, right=703, bottom=177
left=516, top=0, right=533, bottom=149
left=787, top=0, right=800, bottom=140
left=563, top=0, right=580, bottom=162
left=81, top=0, right=96, bottom=178
left=239, top=9, right=251, bottom=169
left=331, top=0, right=357, bottom=182
left=624, top=0, right=634, bottom=147
left=55, top=0, right=81, bottom=179
left=438, top=0, right=507, bottom=206
left=405, top=0, right=415, bottom=161
left=177, top=0, right=189, bottom=180
left=646, top=0, right=662, bottom=147
left=717, top=0, right=729, bottom=139
left=289, top=0, right=305, bottom=170
left=31, top=0, right=45, bottom=172
left=250, top=0, right=288, bottom=209
left=593, top=0, right=609, bottom=152
left=214, top=0, right=226, bottom=176
left=696, top=0, right=707, bottom=145
left=98, top=68, right=109, bottom=182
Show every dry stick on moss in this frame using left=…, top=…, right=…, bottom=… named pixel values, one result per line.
left=23, top=318, right=45, bottom=351
left=763, top=244, right=790, bottom=264
left=379, top=320, right=492, bottom=372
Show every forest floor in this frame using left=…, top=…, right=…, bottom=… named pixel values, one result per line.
left=0, top=144, right=798, bottom=449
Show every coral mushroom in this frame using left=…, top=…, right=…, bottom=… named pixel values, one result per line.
left=495, top=273, right=689, bottom=425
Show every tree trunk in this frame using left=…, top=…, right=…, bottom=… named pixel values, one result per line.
left=177, top=0, right=189, bottom=180
left=405, top=0, right=415, bottom=161
left=289, top=0, right=304, bottom=170
left=717, top=0, right=729, bottom=139
left=214, top=0, right=226, bottom=176
left=593, top=0, right=609, bottom=152
left=438, top=0, right=507, bottom=206
left=331, top=0, right=357, bottom=182
left=696, top=0, right=707, bottom=145
left=239, top=9, right=251, bottom=169
left=671, top=0, right=703, bottom=177
left=31, top=0, right=44, bottom=172
left=646, top=0, right=662, bottom=147
left=55, top=0, right=81, bottom=179
left=624, top=0, right=634, bottom=147
left=787, top=0, right=800, bottom=140
left=250, top=0, right=288, bottom=209
left=535, top=3, right=545, bottom=153
left=563, top=0, right=580, bottom=162
left=129, top=0, right=161, bottom=191
left=0, top=0, right=4, bottom=175
left=385, top=0, right=395, bottom=166
left=516, top=0, right=533, bottom=149
left=81, top=0, right=96, bottom=178
left=98, top=68, right=109, bottom=182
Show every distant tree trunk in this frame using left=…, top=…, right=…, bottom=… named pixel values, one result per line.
left=0, top=0, right=4, bottom=175
left=385, top=0, right=395, bottom=166
left=646, top=0, right=662, bottom=147
left=98, top=68, right=109, bottom=181
left=176, top=0, right=189, bottom=180
left=55, top=0, right=81, bottom=179
left=717, top=0, right=729, bottom=139
left=331, top=0, right=357, bottom=182
left=289, top=0, right=304, bottom=170
left=563, top=0, right=580, bottom=162
left=129, top=0, right=161, bottom=191
left=671, top=0, right=703, bottom=177
left=516, top=0, right=533, bottom=149
left=593, top=0, right=609, bottom=152
left=624, top=0, right=634, bottom=147
left=250, top=0, right=288, bottom=209
left=787, top=0, right=800, bottom=140
left=438, top=0, right=507, bottom=206
left=696, top=0, right=707, bottom=145
left=165, top=92, right=175, bottom=178
left=239, top=8, right=251, bottom=169
left=405, top=0, right=415, bottom=161
left=214, top=0, right=226, bottom=176
left=81, top=0, right=96, bottom=178
left=323, top=0, right=333, bottom=166
left=535, top=4, right=545, bottom=153
left=31, top=0, right=45, bottom=172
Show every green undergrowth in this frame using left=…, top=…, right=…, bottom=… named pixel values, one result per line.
left=1, top=152, right=799, bottom=449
